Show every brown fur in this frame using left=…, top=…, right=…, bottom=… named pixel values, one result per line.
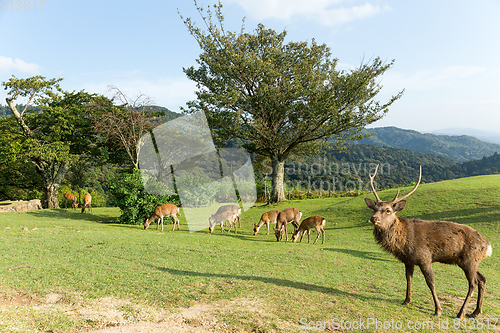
left=81, top=193, right=92, bottom=214
left=143, top=204, right=180, bottom=232
left=365, top=197, right=492, bottom=319
left=254, top=210, right=280, bottom=235
left=291, top=216, right=326, bottom=244
left=274, top=207, right=302, bottom=242
left=63, top=193, right=78, bottom=209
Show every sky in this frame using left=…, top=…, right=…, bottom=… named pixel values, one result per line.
left=1, top=0, right=499, bottom=134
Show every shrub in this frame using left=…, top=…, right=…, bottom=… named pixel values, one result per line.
left=109, top=169, right=180, bottom=224
left=175, top=174, right=217, bottom=207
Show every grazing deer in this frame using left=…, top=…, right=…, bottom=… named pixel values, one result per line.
left=143, top=204, right=180, bottom=232
left=291, top=216, right=326, bottom=244
left=254, top=210, right=280, bottom=235
left=274, top=207, right=302, bottom=242
left=364, top=165, right=492, bottom=319
left=214, top=204, right=241, bottom=228
left=81, top=193, right=93, bottom=214
left=209, top=211, right=238, bottom=234
left=63, top=193, right=78, bottom=209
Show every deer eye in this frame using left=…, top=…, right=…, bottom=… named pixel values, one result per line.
left=385, top=209, right=391, bottom=214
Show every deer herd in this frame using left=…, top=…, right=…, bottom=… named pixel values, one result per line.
left=63, top=192, right=93, bottom=213
left=64, top=164, right=494, bottom=319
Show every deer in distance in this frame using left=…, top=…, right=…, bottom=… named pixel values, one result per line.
left=254, top=210, right=280, bottom=235
left=274, top=207, right=302, bottom=242
left=364, top=165, right=492, bottom=319
left=81, top=193, right=92, bottom=214
left=214, top=204, right=241, bottom=228
left=291, top=216, right=326, bottom=244
left=208, top=211, right=238, bottom=234
left=143, top=204, right=180, bottom=232
left=63, top=193, right=78, bottom=209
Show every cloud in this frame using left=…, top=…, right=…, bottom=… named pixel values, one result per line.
left=226, top=0, right=391, bottom=26
left=0, top=56, right=42, bottom=74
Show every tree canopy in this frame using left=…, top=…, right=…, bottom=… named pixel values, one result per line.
left=2, top=76, right=102, bottom=207
left=181, top=1, right=403, bottom=202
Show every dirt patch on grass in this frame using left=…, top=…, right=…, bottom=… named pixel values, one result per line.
left=0, top=290, right=37, bottom=307
left=0, top=290, right=291, bottom=332
left=86, top=303, right=226, bottom=333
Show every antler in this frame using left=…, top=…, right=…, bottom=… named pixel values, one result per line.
left=369, top=164, right=382, bottom=202
left=392, top=165, right=422, bottom=204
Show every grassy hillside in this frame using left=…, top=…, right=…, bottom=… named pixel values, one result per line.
left=359, top=126, right=500, bottom=162
left=0, top=175, right=499, bottom=332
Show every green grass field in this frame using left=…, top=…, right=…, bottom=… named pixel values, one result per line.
left=1, top=175, right=500, bottom=332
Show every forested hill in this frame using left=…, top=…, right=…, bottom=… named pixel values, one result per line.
left=147, top=106, right=181, bottom=122
left=448, top=152, right=500, bottom=178
left=0, top=104, right=180, bottom=120
left=284, top=144, right=457, bottom=190
left=358, top=126, right=500, bottom=162
left=284, top=143, right=500, bottom=191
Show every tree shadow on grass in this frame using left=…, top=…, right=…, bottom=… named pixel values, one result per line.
left=27, top=209, right=112, bottom=223
left=323, top=248, right=391, bottom=262
left=415, top=206, right=500, bottom=226
left=144, top=264, right=388, bottom=303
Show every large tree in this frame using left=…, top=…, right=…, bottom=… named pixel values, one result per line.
left=180, top=2, right=403, bottom=202
left=2, top=76, right=100, bottom=208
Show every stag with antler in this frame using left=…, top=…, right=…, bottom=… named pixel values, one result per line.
left=364, top=165, right=492, bottom=319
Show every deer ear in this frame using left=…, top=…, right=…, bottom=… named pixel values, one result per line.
left=393, top=200, right=407, bottom=212
left=365, top=198, right=377, bottom=210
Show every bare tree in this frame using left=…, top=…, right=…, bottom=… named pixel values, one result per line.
left=92, top=86, right=158, bottom=169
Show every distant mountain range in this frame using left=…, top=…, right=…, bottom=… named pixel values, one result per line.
left=358, top=126, right=500, bottom=162
left=428, top=128, right=500, bottom=145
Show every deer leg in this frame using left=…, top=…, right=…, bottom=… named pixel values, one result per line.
left=313, top=228, right=325, bottom=245
left=160, top=216, right=164, bottom=232
left=313, top=230, right=321, bottom=245
left=307, top=230, right=311, bottom=243
left=266, top=222, right=270, bottom=235
left=284, top=224, right=288, bottom=242
left=403, top=263, right=414, bottom=305
left=419, top=263, right=442, bottom=317
left=176, top=215, right=180, bottom=230
left=471, top=271, right=486, bottom=318
left=321, top=228, right=325, bottom=244
left=456, top=267, right=478, bottom=319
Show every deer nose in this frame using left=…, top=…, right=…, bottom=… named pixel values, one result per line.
left=370, top=216, right=379, bottom=224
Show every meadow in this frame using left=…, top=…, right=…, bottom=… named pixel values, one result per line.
left=0, top=175, right=499, bottom=332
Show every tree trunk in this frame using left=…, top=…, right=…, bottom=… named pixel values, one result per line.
left=36, top=160, right=70, bottom=209
left=270, top=156, right=286, bottom=203
left=44, top=183, right=60, bottom=209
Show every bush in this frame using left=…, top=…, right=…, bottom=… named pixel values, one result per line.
left=175, top=174, right=217, bottom=207
left=109, top=169, right=180, bottom=224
